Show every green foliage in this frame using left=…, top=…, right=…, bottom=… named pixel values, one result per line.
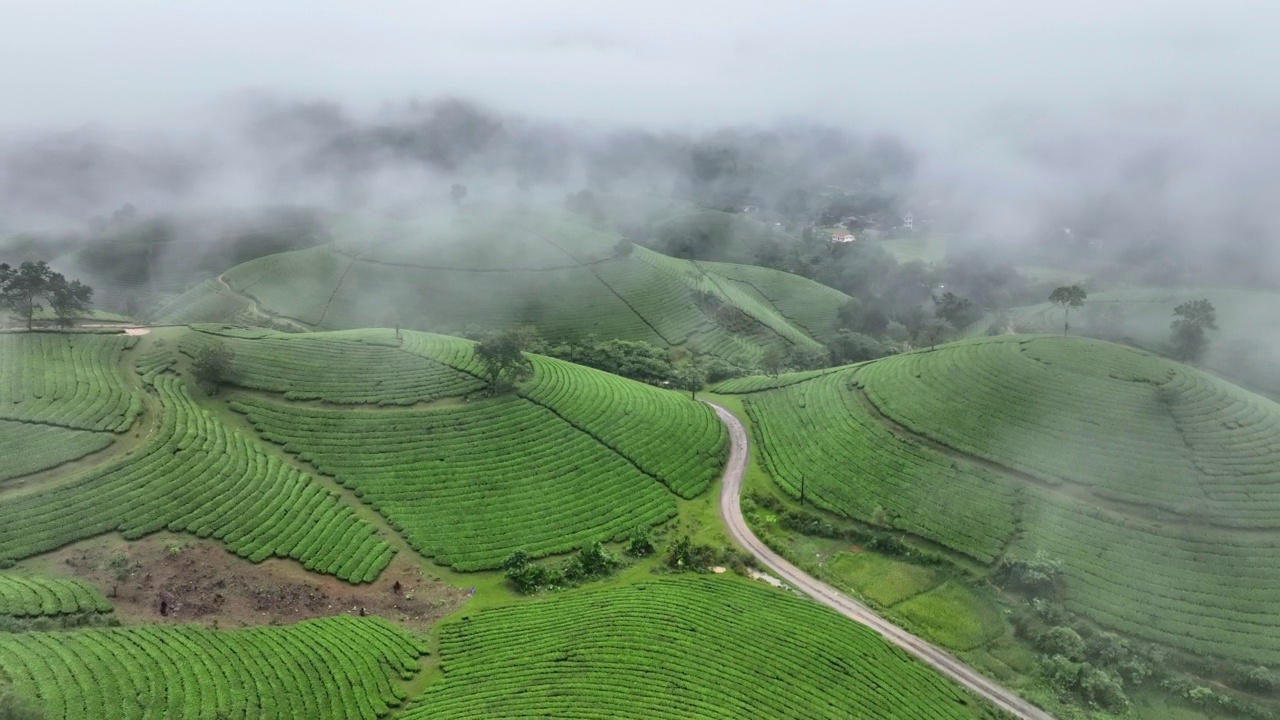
left=855, top=335, right=1280, bottom=664
left=1038, top=626, right=1087, bottom=661
left=625, top=528, right=655, bottom=557
left=190, top=339, right=235, bottom=395
left=517, top=354, right=728, bottom=497
left=673, top=366, right=706, bottom=399
left=0, top=333, right=139, bottom=432
left=759, top=344, right=785, bottom=377
left=1048, top=284, right=1087, bottom=335
left=1170, top=298, right=1217, bottom=363
left=233, top=393, right=677, bottom=571
left=503, top=542, right=622, bottom=594
left=179, top=328, right=483, bottom=404
left=475, top=327, right=535, bottom=394
left=0, top=261, right=93, bottom=330
left=405, top=577, right=993, bottom=719
left=0, top=616, right=426, bottom=719
left=0, top=373, right=391, bottom=582
left=0, top=574, right=111, bottom=618
left=539, top=336, right=676, bottom=385
left=743, top=369, right=1017, bottom=563
left=995, top=553, right=1063, bottom=599
left=932, top=291, right=975, bottom=329
left=826, top=330, right=890, bottom=365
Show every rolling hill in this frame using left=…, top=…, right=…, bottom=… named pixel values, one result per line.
left=975, top=286, right=1280, bottom=397
left=154, top=210, right=850, bottom=369
left=724, top=335, right=1280, bottom=665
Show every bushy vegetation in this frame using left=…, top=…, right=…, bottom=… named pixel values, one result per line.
left=0, top=615, right=425, bottom=719
left=0, top=372, right=392, bottom=582
left=0, top=333, right=140, bottom=432
left=179, top=327, right=484, bottom=403
left=232, top=394, right=677, bottom=571
left=502, top=542, right=623, bottom=594
left=0, top=575, right=111, bottom=618
left=538, top=336, right=677, bottom=385
left=519, top=355, right=728, bottom=498
left=733, top=368, right=1018, bottom=563
left=405, top=577, right=993, bottom=719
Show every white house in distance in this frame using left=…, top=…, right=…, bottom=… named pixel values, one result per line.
left=831, top=232, right=856, bottom=243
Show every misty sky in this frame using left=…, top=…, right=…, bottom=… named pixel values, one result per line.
left=3, top=0, right=1277, bottom=137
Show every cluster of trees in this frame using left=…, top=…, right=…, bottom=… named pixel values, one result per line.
left=502, top=532, right=659, bottom=594
left=0, top=261, right=93, bottom=329
left=192, top=342, right=237, bottom=395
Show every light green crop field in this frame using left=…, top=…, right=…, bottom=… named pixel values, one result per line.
left=738, top=367, right=1019, bottom=563
left=403, top=576, right=994, bottom=719
left=232, top=394, right=677, bottom=571
left=735, top=334, right=1280, bottom=664
left=228, top=341, right=726, bottom=570
left=0, top=370, right=393, bottom=582
left=0, top=333, right=140, bottom=431
left=159, top=210, right=850, bottom=368
left=0, top=574, right=111, bottom=618
left=179, top=327, right=484, bottom=405
left=152, top=277, right=254, bottom=325
left=0, top=615, right=426, bottom=719
left=974, top=286, right=1280, bottom=397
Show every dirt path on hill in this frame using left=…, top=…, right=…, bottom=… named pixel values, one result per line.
left=705, top=400, right=1054, bottom=720
left=215, top=273, right=311, bottom=332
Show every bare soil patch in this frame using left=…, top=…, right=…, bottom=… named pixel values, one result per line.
left=43, top=534, right=468, bottom=631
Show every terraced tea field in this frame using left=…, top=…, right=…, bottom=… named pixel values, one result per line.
left=740, top=368, right=1018, bottom=563
left=731, top=334, right=1280, bottom=664
left=404, top=576, right=992, bottom=719
left=0, top=371, right=392, bottom=581
left=0, top=333, right=140, bottom=431
left=232, top=394, right=678, bottom=570
left=0, top=615, right=425, bottom=719
left=0, top=575, right=111, bottom=618
left=179, top=327, right=484, bottom=404
left=158, top=210, right=849, bottom=368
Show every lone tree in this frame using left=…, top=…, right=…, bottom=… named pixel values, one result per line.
left=760, top=345, right=786, bottom=378
left=0, top=261, right=93, bottom=330
left=1048, top=285, right=1087, bottom=336
left=1170, top=299, right=1217, bottom=363
left=674, top=367, right=706, bottom=400
left=192, top=342, right=236, bottom=395
left=932, top=291, right=974, bottom=330
left=921, top=318, right=953, bottom=350
left=475, top=327, right=535, bottom=394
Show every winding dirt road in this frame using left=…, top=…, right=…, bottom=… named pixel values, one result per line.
left=706, top=401, right=1054, bottom=720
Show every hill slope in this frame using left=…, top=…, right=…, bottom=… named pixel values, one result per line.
left=156, top=210, right=850, bottom=368
left=404, top=576, right=994, bottom=719
left=728, top=335, right=1280, bottom=664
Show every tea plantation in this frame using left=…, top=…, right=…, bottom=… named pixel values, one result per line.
left=0, top=371, right=392, bottom=581
left=733, top=334, right=1280, bottom=665
left=157, top=210, right=849, bottom=368
left=0, top=615, right=426, bottom=719
left=0, top=575, right=110, bottom=618
left=403, top=576, right=993, bottom=719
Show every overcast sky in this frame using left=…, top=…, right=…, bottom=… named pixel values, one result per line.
left=3, top=0, right=1277, bottom=138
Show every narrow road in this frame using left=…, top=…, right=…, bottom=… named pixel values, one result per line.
left=705, top=401, right=1053, bottom=720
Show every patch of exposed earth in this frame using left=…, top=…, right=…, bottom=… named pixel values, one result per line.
left=41, top=533, right=468, bottom=631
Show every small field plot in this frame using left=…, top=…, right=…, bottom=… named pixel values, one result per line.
left=0, top=332, right=140, bottom=431
left=151, top=277, right=252, bottom=325
left=735, top=368, right=1018, bottom=563
left=828, top=551, right=944, bottom=607
left=179, top=327, right=484, bottom=404
left=0, top=615, right=425, bottom=719
left=404, top=576, right=991, bottom=719
left=520, top=355, right=727, bottom=498
left=0, top=373, right=392, bottom=583
left=0, top=420, right=114, bottom=482
left=232, top=394, right=678, bottom=571
left=893, top=582, right=1007, bottom=652
left=0, top=574, right=111, bottom=618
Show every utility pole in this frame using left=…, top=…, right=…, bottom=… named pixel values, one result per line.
left=800, top=475, right=806, bottom=506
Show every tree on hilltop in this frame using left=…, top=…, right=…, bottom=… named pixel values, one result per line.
left=475, top=327, right=535, bottom=394
left=192, top=342, right=236, bottom=395
left=1048, top=285, right=1087, bottom=336
left=1170, top=299, right=1217, bottom=363
left=0, top=261, right=94, bottom=330
left=760, top=345, right=786, bottom=378
left=674, top=367, right=707, bottom=400
left=932, top=291, right=974, bottom=329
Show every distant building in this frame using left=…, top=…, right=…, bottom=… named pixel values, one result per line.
left=902, top=212, right=914, bottom=230
left=831, top=233, right=856, bottom=243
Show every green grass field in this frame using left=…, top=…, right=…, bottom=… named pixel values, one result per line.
left=403, top=576, right=994, bottom=719
left=158, top=210, right=850, bottom=368
left=735, top=334, right=1280, bottom=665
left=0, top=615, right=425, bottom=719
